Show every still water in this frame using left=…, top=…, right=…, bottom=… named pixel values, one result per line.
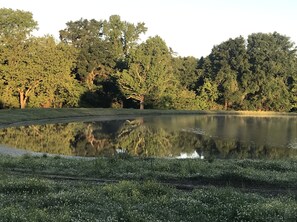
left=0, top=115, right=297, bottom=159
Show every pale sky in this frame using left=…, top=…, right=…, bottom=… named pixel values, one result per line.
left=0, top=0, right=296, bottom=58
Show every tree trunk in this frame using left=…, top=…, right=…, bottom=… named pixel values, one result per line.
left=224, top=99, right=228, bottom=110
left=18, top=81, right=41, bottom=109
left=139, top=95, right=144, bottom=110
left=19, top=91, right=27, bottom=109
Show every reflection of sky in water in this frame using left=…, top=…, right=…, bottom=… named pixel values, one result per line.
left=288, top=139, right=297, bottom=149
left=176, top=116, right=297, bottom=149
left=176, top=150, right=205, bottom=159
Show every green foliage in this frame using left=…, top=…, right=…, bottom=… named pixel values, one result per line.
left=103, top=15, right=147, bottom=58
left=154, top=88, right=200, bottom=110
left=172, top=56, right=199, bottom=90
left=1, top=7, right=297, bottom=111
left=59, top=18, right=115, bottom=82
left=59, top=15, right=147, bottom=107
left=116, top=36, right=179, bottom=109
left=0, top=8, right=38, bottom=40
left=245, top=32, right=297, bottom=111
left=196, top=78, right=219, bottom=109
left=0, top=8, right=82, bottom=109
left=197, top=33, right=297, bottom=111
left=5, top=36, right=81, bottom=108
left=197, top=36, right=251, bottom=110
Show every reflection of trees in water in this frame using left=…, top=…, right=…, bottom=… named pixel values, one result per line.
left=117, top=119, right=174, bottom=157
left=0, top=123, right=83, bottom=155
left=70, top=123, right=115, bottom=157
left=192, top=136, right=297, bottom=159
left=1, top=118, right=297, bottom=159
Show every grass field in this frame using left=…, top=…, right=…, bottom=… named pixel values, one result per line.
left=1, top=108, right=297, bottom=221
left=1, top=154, right=297, bottom=221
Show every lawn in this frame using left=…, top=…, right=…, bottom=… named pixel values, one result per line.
left=1, top=154, right=297, bottom=221
left=0, top=108, right=297, bottom=221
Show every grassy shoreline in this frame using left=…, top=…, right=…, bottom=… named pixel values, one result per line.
left=1, top=108, right=297, bottom=221
left=0, top=108, right=296, bottom=128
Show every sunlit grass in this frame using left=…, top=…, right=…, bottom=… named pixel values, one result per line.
left=0, top=108, right=200, bottom=126
left=1, top=155, right=297, bottom=189
left=0, top=108, right=295, bottom=127
left=1, top=153, right=297, bottom=221
left=0, top=176, right=296, bottom=221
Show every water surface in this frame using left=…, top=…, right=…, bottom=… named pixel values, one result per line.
left=1, top=115, right=296, bottom=159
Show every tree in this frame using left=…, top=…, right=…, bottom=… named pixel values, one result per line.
left=59, top=16, right=147, bottom=107
left=0, top=8, right=38, bottom=40
left=59, top=16, right=147, bottom=85
left=59, top=18, right=114, bottom=87
left=1, top=35, right=81, bottom=108
left=196, top=78, right=219, bottom=110
left=291, top=80, right=297, bottom=110
left=0, top=8, right=38, bottom=108
left=0, top=8, right=81, bottom=109
left=246, top=32, right=297, bottom=111
left=103, top=15, right=147, bottom=59
left=204, top=36, right=250, bottom=110
left=172, top=56, right=199, bottom=90
left=28, top=37, right=82, bottom=108
left=116, top=36, right=176, bottom=109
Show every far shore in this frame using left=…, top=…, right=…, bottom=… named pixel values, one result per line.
left=0, top=108, right=296, bottom=129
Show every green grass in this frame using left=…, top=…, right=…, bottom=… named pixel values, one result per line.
left=0, top=108, right=202, bottom=126
left=0, top=174, right=296, bottom=221
left=1, top=108, right=297, bottom=221
left=1, top=153, right=297, bottom=221
left=1, top=155, right=297, bottom=190
left=1, top=108, right=296, bottom=127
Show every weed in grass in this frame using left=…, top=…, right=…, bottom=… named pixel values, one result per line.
left=21, top=153, right=32, bottom=159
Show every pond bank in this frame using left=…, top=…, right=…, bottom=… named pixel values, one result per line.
left=1, top=108, right=296, bottom=128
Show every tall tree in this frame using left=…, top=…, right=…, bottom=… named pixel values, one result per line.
left=103, top=15, right=147, bottom=59
left=28, top=37, right=82, bottom=108
left=0, top=8, right=38, bottom=108
left=116, top=36, right=176, bottom=109
left=59, top=16, right=147, bottom=86
left=0, top=8, right=80, bottom=108
left=0, top=8, right=37, bottom=40
left=59, top=18, right=113, bottom=86
left=246, top=32, right=297, bottom=111
left=59, top=16, right=147, bottom=107
left=1, top=35, right=80, bottom=108
left=198, top=36, right=250, bottom=110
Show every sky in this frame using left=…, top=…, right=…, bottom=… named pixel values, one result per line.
left=0, top=0, right=297, bottom=58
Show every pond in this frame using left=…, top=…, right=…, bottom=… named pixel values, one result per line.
left=0, top=115, right=297, bottom=159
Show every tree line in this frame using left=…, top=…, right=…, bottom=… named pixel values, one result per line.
left=0, top=8, right=296, bottom=111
